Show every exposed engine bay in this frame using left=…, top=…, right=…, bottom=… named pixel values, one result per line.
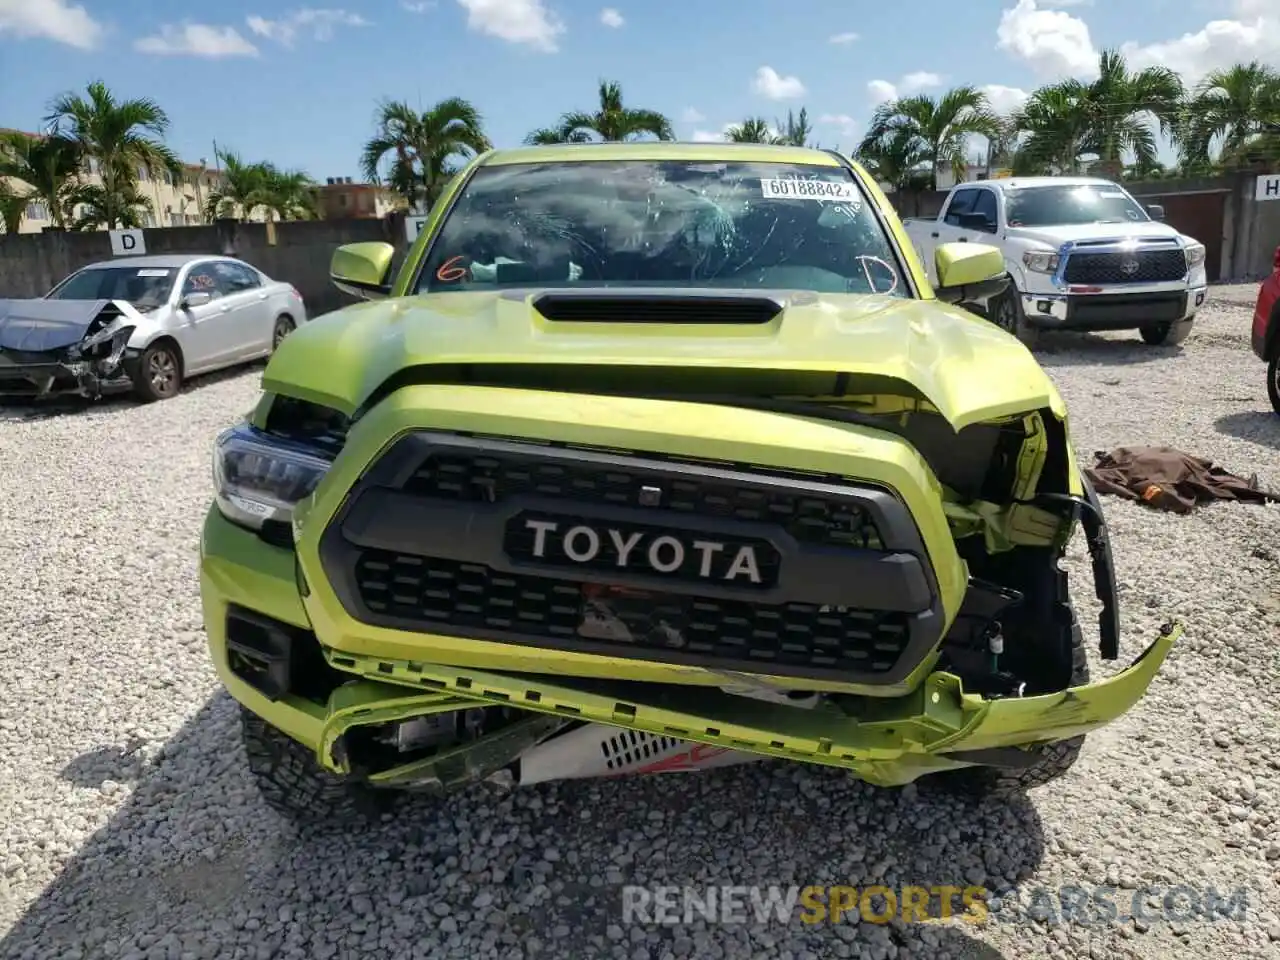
left=0, top=298, right=140, bottom=399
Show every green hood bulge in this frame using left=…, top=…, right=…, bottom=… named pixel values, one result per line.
left=262, top=291, right=1067, bottom=431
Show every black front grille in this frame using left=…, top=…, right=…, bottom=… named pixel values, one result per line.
left=1063, top=248, right=1186, bottom=284
left=320, top=433, right=945, bottom=685
left=404, top=450, right=883, bottom=551
left=353, top=550, right=912, bottom=675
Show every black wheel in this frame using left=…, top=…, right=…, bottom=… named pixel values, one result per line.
left=272, top=315, right=296, bottom=352
left=1268, top=353, right=1280, bottom=417
left=240, top=708, right=389, bottom=823
left=1139, top=318, right=1193, bottom=345
left=928, top=617, right=1090, bottom=796
left=131, top=341, right=182, bottom=402
left=990, top=287, right=1040, bottom=349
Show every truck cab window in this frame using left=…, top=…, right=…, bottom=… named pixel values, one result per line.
left=943, top=189, right=979, bottom=226
left=971, top=191, right=999, bottom=232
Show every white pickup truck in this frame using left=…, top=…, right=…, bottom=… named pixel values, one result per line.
left=903, top=176, right=1209, bottom=347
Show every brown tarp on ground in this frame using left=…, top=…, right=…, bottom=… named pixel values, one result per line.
left=1084, top=446, right=1280, bottom=514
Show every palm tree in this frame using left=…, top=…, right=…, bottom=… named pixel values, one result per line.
left=45, top=80, right=181, bottom=229
left=854, top=126, right=931, bottom=191
left=0, top=131, right=83, bottom=229
left=524, top=80, right=673, bottom=144
left=724, top=108, right=816, bottom=147
left=260, top=166, right=317, bottom=221
left=1011, top=80, right=1095, bottom=174
left=776, top=107, right=815, bottom=147
left=1178, top=62, right=1280, bottom=172
left=68, top=183, right=154, bottom=231
left=525, top=127, right=592, bottom=145
left=1084, top=49, right=1183, bottom=176
left=1012, top=49, right=1183, bottom=177
left=725, top=118, right=781, bottom=144
left=360, top=97, right=490, bottom=211
left=858, top=86, right=996, bottom=189
left=0, top=181, right=27, bottom=234
left=203, top=151, right=271, bottom=220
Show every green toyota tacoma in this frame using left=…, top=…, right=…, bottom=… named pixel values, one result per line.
left=200, top=142, right=1181, bottom=819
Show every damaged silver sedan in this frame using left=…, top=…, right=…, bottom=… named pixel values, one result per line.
left=0, top=254, right=308, bottom=402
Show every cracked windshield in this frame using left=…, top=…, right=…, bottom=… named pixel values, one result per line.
left=416, top=160, right=907, bottom=297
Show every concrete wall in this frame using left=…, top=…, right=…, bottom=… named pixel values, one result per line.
left=0, top=215, right=408, bottom=318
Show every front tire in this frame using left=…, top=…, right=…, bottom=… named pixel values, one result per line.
left=271, top=315, right=296, bottom=352
left=240, top=708, right=387, bottom=823
left=1139, top=318, right=1193, bottom=345
left=930, top=616, right=1090, bottom=796
left=1268, top=354, right=1280, bottom=417
left=131, top=341, right=183, bottom=402
left=991, top=287, right=1040, bottom=349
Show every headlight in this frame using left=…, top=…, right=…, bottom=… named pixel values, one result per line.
left=67, top=324, right=135, bottom=361
left=1184, top=242, right=1206, bottom=268
left=1022, top=250, right=1060, bottom=274
left=212, top=424, right=332, bottom=531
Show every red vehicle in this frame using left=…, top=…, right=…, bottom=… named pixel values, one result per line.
left=1254, top=244, right=1280, bottom=415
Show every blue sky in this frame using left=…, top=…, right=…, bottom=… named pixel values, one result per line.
left=1, top=0, right=1277, bottom=178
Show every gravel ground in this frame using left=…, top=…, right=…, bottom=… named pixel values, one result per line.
left=1, top=288, right=1278, bottom=960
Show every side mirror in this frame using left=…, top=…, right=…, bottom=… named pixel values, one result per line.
left=957, top=212, right=996, bottom=233
left=180, top=291, right=212, bottom=309
left=934, top=242, right=1009, bottom=305
left=1147, top=203, right=1165, bottom=222
left=331, top=242, right=395, bottom=301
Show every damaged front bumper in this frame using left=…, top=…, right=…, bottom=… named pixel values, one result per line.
left=201, top=508, right=1182, bottom=791
left=0, top=352, right=134, bottom=399
left=0, top=297, right=139, bottom=399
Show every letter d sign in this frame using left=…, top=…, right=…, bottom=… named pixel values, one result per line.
left=109, top=228, right=147, bottom=257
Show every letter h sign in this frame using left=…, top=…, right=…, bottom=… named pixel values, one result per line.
left=1257, top=175, right=1280, bottom=202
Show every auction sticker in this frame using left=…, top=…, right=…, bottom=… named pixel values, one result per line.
left=135, top=269, right=171, bottom=277
left=761, top=178, right=859, bottom=202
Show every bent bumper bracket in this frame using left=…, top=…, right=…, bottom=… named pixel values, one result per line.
left=309, top=622, right=1182, bottom=786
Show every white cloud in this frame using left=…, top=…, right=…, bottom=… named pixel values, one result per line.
left=599, top=7, right=623, bottom=27
left=899, top=71, right=942, bottom=93
left=751, top=66, right=806, bottom=101
left=866, top=71, right=942, bottom=105
left=691, top=129, right=724, bottom=143
left=866, top=79, right=898, bottom=105
left=996, top=0, right=1097, bottom=78
left=981, top=83, right=1030, bottom=115
left=135, top=23, right=259, bottom=57
left=681, top=107, right=705, bottom=123
left=819, top=113, right=859, bottom=138
left=401, top=0, right=435, bottom=11
left=247, top=8, right=369, bottom=45
left=0, top=0, right=103, bottom=49
left=828, top=31, right=859, bottom=44
left=455, top=0, right=564, bottom=52
left=1120, top=7, right=1280, bottom=84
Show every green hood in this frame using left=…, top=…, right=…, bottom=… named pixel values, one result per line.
left=263, top=290, right=1067, bottom=431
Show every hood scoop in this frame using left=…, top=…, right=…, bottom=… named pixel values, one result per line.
left=532, top=290, right=784, bottom=325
